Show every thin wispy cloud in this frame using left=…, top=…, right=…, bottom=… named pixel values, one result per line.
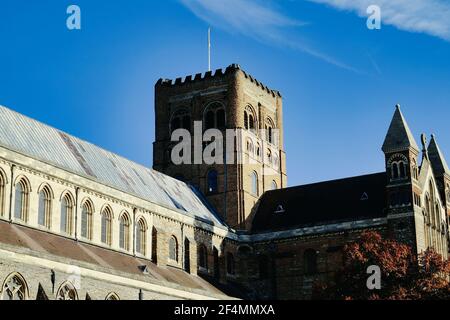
left=309, top=0, right=450, bottom=42
left=179, top=0, right=359, bottom=72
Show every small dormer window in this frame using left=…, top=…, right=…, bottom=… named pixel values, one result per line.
left=274, top=204, right=285, bottom=214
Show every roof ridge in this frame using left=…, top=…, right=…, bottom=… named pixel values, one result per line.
left=269, top=172, right=386, bottom=192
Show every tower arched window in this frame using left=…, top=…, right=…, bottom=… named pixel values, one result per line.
left=203, top=102, right=226, bottom=130
left=216, top=109, right=225, bottom=129
left=60, top=193, right=74, bottom=235
left=251, top=171, right=258, bottom=196
left=198, top=244, right=208, bottom=270
left=1, top=273, right=28, bottom=300
left=265, top=117, right=275, bottom=144
left=392, top=163, right=399, bottom=180
left=38, top=185, right=52, bottom=229
left=101, top=206, right=113, bottom=246
left=169, top=235, right=178, bottom=262
left=304, top=249, right=318, bottom=275
left=271, top=180, right=277, bottom=190
left=56, top=281, right=78, bottom=300
left=246, top=139, right=254, bottom=154
left=266, top=149, right=272, bottom=164
left=244, top=111, right=249, bottom=130
left=226, top=252, right=235, bottom=275
left=0, top=171, right=5, bottom=217
left=170, top=109, right=191, bottom=133
left=249, top=114, right=255, bottom=130
left=81, top=200, right=94, bottom=240
left=399, top=162, right=406, bottom=178
left=207, top=169, right=218, bottom=194
left=244, top=106, right=257, bottom=131
left=119, top=212, right=130, bottom=251
left=14, top=178, right=30, bottom=222
left=136, top=218, right=147, bottom=256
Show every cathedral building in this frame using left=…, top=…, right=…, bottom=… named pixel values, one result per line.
left=0, top=64, right=448, bottom=300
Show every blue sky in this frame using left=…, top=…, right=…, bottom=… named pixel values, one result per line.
left=1, top=0, right=450, bottom=187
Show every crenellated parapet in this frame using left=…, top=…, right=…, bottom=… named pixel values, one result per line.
left=156, top=64, right=281, bottom=98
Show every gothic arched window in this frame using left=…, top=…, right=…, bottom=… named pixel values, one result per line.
left=101, top=206, right=113, bottom=246
left=119, top=212, right=130, bottom=251
left=304, top=249, right=318, bottom=275
left=169, top=236, right=178, bottom=262
left=38, top=185, right=52, bottom=228
left=136, top=218, right=147, bottom=256
left=14, top=178, right=30, bottom=222
left=1, top=273, right=28, bottom=300
left=60, top=192, right=74, bottom=234
left=56, top=281, right=78, bottom=300
left=251, top=171, right=258, bottom=196
left=0, top=171, right=5, bottom=217
left=207, top=169, right=218, bottom=194
left=226, top=252, right=235, bottom=275
left=199, top=245, right=208, bottom=269
left=81, top=200, right=94, bottom=240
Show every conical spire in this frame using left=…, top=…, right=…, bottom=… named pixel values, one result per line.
left=382, top=104, right=419, bottom=153
left=428, top=134, right=450, bottom=177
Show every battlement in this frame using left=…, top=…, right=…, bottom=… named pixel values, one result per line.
left=156, top=64, right=282, bottom=98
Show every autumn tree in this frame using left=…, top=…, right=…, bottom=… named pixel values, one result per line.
left=313, top=231, right=450, bottom=300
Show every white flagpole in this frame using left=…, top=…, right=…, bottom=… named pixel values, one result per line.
left=208, top=27, right=211, bottom=72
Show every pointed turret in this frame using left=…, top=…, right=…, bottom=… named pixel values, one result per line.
left=428, top=134, right=450, bottom=177
left=382, top=105, right=419, bottom=153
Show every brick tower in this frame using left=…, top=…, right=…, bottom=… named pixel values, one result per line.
left=153, top=64, right=287, bottom=230
left=382, top=105, right=421, bottom=249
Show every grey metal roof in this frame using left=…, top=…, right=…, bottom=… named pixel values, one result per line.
left=382, top=105, right=419, bottom=152
left=0, top=105, right=225, bottom=227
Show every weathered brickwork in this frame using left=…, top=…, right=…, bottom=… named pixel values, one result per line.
left=153, top=64, right=287, bottom=230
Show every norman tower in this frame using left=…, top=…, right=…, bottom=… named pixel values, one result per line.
left=153, top=64, right=287, bottom=230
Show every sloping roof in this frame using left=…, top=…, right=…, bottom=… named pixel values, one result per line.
left=0, top=105, right=224, bottom=227
left=0, top=221, right=235, bottom=299
left=251, top=172, right=387, bottom=233
left=428, top=134, right=450, bottom=177
left=382, top=105, right=419, bottom=152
